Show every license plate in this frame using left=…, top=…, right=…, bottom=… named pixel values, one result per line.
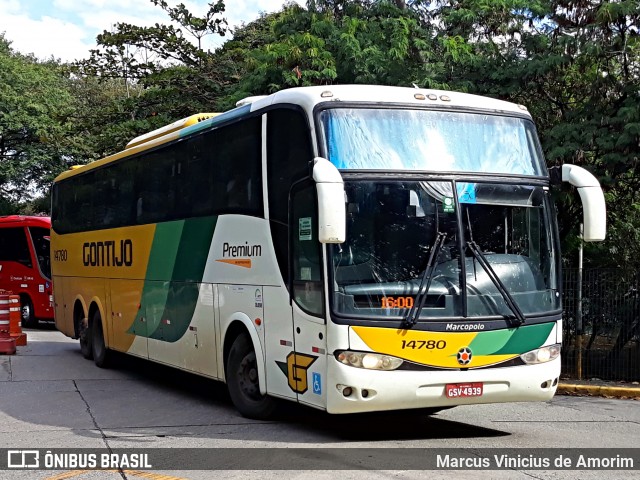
left=445, top=382, right=483, bottom=398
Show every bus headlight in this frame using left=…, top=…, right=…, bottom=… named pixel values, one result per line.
left=336, top=351, right=403, bottom=370
left=520, top=344, right=561, bottom=364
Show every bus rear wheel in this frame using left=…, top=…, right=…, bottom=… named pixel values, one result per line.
left=91, top=311, right=111, bottom=368
left=226, top=333, right=276, bottom=419
left=78, top=315, right=92, bottom=360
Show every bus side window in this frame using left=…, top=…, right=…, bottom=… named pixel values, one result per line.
left=267, top=107, right=313, bottom=286
left=0, top=227, right=33, bottom=269
left=29, top=227, right=51, bottom=279
left=226, top=171, right=249, bottom=208
left=291, top=182, right=324, bottom=317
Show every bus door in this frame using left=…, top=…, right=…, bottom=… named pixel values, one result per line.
left=0, top=226, right=38, bottom=311
left=27, top=226, right=53, bottom=319
left=289, top=182, right=328, bottom=409
left=262, top=283, right=297, bottom=401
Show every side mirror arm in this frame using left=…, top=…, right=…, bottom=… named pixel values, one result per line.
left=561, top=164, right=606, bottom=242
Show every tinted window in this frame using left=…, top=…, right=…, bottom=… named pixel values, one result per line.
left=0, top=227, right=32, bottom=268
left=267, top=108, right=313, bottom=284
left=52, top=116, right=263, bottom=233
left=291, top=182, right=324, bottom=316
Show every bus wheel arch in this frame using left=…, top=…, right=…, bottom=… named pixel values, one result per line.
left=74, top=301, right=92, bottom=359
left=223, top=320, right=275, bottom=419
left=20, top=294, right=37, bottom=328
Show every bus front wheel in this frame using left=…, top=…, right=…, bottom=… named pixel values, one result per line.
left=226, top=333, right=276, bottom=419
left=91, top=311, right=111, bottom=368
left=21, top=296, right=37, bottom=328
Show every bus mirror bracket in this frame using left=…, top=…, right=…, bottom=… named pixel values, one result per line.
left=312, top=157, right=346, bottom=244
left=562, top=164, right=606, bottom=242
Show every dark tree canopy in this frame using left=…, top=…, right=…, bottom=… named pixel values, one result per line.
left=1, top=0, right=639, bottom=269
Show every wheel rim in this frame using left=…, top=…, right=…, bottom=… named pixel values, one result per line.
left=79, top=322, right=89, bottom=346
left=22, top=304, right=31, bottom=322
left=237, top=352, right=260, bottom=400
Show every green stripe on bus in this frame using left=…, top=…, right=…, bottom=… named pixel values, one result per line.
left=466, top=329, right=513, bottom=355
left=491, top=323, right=554, bottom=355
left=468, top=323, right=555, bottom=356
left=128, top=221, right=184, bottom=336
left=170, top=216, right=217, bottom=282
left=148, top=281, right=201, bottom=342
left=146, top=221, right=185, bottom=280
left=148, top=216, right=216, bottom=342
left=133, top=216, right=217, bottom=342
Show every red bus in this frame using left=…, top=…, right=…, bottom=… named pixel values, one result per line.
left=0, top=216, right=53, bottom=327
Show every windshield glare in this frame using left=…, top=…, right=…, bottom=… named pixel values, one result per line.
left=331, top=181, right=559, bottom=320
left=320, top=108, right=545, bottom=176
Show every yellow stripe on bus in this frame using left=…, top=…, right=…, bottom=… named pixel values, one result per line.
left=52, top=224, right=156, bottom=279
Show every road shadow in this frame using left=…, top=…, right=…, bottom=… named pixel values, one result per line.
left=2, top=336, right=510, bottom=444
left=23, top=321, right=57, bottom=331
left=88, top=351, right=510, bottom=442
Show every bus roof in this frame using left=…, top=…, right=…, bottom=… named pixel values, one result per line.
left=125, top=113, right=219, bottom=150
left=0, top=215, right=51, bottom=227
left=249, top=84, right=530, bottom=117
left=53, top=85, right=531, bottom=183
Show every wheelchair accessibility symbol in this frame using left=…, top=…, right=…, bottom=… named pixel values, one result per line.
left=312, top=372, right=322, bottom=395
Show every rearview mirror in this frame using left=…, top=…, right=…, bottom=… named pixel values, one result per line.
left=312, top=157, right=346, bottom=244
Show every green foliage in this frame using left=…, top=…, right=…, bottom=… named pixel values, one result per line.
left=0, top=36, right=75, bottom=203
left=235, top=1, right=440, bottom=94
left=74, top=0, right=230, bottom=140
left=1, top=0, right=639, bottom=271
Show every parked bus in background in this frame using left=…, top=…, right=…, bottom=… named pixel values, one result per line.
left=0, top=215, right=53, bottom=327
left=50, top=85, right=606, bottom=419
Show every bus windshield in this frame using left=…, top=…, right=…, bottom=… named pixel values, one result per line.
left=320, top=108, right=546, bottom=176
left=331, top=180, right=559, bottom=320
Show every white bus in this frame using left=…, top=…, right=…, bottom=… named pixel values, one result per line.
left=51, top=85, right=606, bottom=418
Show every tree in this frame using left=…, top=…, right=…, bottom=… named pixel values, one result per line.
left=77, top=0, right=230, bottom=123
left=0, top=35, right=75, bottom=204
left=235, top=1, right=440, bottom=95
left=414, top=1, right=639, bottom=269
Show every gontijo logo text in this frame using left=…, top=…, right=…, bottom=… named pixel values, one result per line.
left=83, top=239, right=133, bottom=267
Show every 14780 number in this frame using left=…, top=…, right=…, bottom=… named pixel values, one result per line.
left=400, top=340, right=446, bottom=350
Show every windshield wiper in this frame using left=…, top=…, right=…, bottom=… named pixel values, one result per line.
left=404, top=232, right=447, bottom=328
left=466, top=241, right=525, bottom=327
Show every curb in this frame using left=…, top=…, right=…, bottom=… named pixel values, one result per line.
left=557, top=383, right=640, bottom=399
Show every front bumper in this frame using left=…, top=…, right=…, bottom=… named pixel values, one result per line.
left=326, top=355, right=560, bottom=414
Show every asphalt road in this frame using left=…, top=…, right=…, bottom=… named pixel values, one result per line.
left=0, top=327, right=638, bottom=480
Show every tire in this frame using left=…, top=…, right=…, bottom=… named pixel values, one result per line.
left=78, top=313, right=92, bottom=360
left=21, top=296, right=37, bottom=328
left=226, top=333, right=276, bottom=419
left=91, top=310, right=111, bottom=368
